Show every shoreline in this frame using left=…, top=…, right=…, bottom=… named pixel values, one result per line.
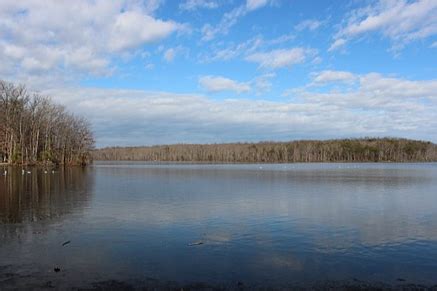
left=92, top=159, right=437, bottom=164
left=0, top=162, right=88, bottom=167
left=92, top=138, right=437, bottom=164
left=84, top=279, right=437, bottom=291
left=0, top=275, right=436, bottom=291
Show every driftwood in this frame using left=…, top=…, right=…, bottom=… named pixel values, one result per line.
left=188, top=241, right=203, bottom=246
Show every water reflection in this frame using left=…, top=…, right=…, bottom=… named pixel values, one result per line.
left=92, top=163, right=437, bottom=248
left=0, top=167, right=92, bottom=224
left=81, top=162, right=437, bottom=285
left=1, top=162, right=437, bottom=288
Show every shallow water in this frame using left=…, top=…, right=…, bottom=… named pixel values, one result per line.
left=1, top=162, right=437, bottom=289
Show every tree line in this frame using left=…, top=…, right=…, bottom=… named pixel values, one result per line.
left=93, top=138, right=437, bottom=163
left=0, top=81, right=94, bottom=165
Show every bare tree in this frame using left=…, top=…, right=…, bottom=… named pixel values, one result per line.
left=93, top=138, right=437, bottom=163
left=0, top=80, right=94, bottom=165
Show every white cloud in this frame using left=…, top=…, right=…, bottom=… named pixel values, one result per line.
left=0, top=0, right=181, bottom=82
left=41, top=87, right=343, bottom=147
left=332, top=0, right=437, bottom=51
left=245, top=48, right=314, bottom=69
left=199, top=33, right=297, bottom=63
left=328, top=38, right=346, bottom=52
left=109, top=11, right=178, bottom=52
left=431, top=41, right=437, bottom=48
left=252, top=73, right=276, bottom=94
left=145, top=63, right=155, bottom=70
left=200, top=36, right=264, bottom=62
left=358, top=73, right=437, bottom=100
left=295, top=19, right=322, bottom=31
left=246, top=0, right=271, bottom=11
left=162, top=46, right=188, bottom=62
left=311, top=70, right=357, bottom=85
left=199, top=75, right=251, bottom=93
left=164, top=48, right=177, bottom=62
left=201, top=0, right=274, bottom=41
left=198, top=73, right=275, bottom=95
left=40, top=71, right=437, bottom=147
left=179, top=0, right=218, bottom=11
left=311, top=56, right=323, bottom=65
left=297, top=71, right=437, bottom=110
left=201, top=6, right=247, bottom=41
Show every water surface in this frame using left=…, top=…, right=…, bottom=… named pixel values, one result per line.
left=1, top=162, right=437, bottom=289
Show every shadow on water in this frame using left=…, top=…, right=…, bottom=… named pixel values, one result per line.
left=0, top=167, right=95, bottom=289
left=0, top=166, right=93, bottom=224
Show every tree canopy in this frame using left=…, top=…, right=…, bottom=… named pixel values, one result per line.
left=0, top=81, right=94, bottom=165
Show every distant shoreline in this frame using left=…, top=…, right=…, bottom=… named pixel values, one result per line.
left=92, top=160, right=437, bottom=164
left=92, top=138, right=437, bottom=163
left=1, top=276, right=435, bottom=291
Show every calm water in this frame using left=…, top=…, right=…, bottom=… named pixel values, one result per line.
left=1, top=162, right=437, bottom=289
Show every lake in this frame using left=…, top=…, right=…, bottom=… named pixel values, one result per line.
left=1, top=162, right=437, bottom=289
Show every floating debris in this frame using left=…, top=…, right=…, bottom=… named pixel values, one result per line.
left=188, top=241, right=204, bottom=246
left=54, top=267, right=61, bottom=273
left=62, top=240, right=71, bottom=246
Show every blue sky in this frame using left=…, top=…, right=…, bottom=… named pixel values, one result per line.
left=1, top=0, right=436, bottom=147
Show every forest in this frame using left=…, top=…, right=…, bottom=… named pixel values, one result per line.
left=93, top=138, right=437, bottom=163
left=0, top=81, right=94, bottom=166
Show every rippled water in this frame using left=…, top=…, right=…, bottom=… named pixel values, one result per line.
left=1, top=162, right=437, bottom=289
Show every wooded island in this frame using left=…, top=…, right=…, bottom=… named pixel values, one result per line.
left=93, top=138, right=437, bottom=163
left=0, top=81, right=94, bottom=165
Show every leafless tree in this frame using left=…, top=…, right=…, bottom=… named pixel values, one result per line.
left=0, top=80, right=94, bottom=165
left=93, top=138, right=437, bottom=163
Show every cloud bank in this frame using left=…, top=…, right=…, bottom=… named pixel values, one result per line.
left=199, top=76, right=251, bottom=93
left=45, top=71, right=437, bottom=147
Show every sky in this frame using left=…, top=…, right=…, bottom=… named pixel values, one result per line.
left=0, top=0, right=436, bottom=147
